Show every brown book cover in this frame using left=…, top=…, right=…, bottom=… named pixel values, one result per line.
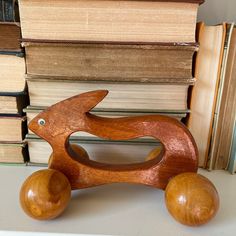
left=19, top=0, right=203, bottom=43
left=0, top=22, right=21, bottom=51
left=23, top=41, right=197, bottom=83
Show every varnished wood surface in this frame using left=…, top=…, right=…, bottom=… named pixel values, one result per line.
left=145, top=147, right=162, bottom=161
left=28, top=90, right=198, bottom=190
left=20, top=169, right=71, bottom=220
left=21, top=90, right=221, bottom=225
left=165, top=172, right=219, bottom=226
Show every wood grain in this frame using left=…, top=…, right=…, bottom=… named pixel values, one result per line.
left=165, top=172, right=219, bottom=226
left=28, top=90, right=198, bottom=190
left=20, top=169, right=71, bottom=220
left=21, top=90, right=220, bottom=225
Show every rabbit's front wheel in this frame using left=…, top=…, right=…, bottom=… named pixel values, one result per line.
left=20, top=169, right=71, bottom=220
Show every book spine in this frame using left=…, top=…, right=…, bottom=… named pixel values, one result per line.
left=227, top=120, right=236, bottom=174
left=0, top=50, right=24, bottom=57
left=0, top=0, right=18, bottom=22
left=0, top=0, right=3, bottom=21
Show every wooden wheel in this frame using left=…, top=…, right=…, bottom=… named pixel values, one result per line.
left=20, top=169, right=71, bottom=220
left=165, top=172, right=219, bottom=226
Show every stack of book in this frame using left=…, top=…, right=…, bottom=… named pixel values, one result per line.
left=0, top=0, right=28, bottom=164
left=19, top=0, right=203, bottom=165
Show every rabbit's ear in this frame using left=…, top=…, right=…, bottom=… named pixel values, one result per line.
left=75, top=90, right=108, bottom=112
left=58, top=90, right=108, bottom=113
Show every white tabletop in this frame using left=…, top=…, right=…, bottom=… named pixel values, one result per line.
left=0, top=166, right=235, bottom=236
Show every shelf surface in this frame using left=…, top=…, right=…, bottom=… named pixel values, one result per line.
left=0, top=166, right=235, bottom=236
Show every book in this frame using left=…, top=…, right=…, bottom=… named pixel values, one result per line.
left=23, top=41, right=197, bottom=83
left=26, top=135, right=162, bottom=165
left=0, top=116, right=26, bottom=142
left=19, top=0, right=203, bottom=43
left=27, top=77, right=190, bottom=111
left=0, top=22, right=21, bottom=51
left=208, top=26, right=236, bottom=170
left=0, top=142, right=27, bottom=164
left=24, top=106, right=187, bottom=137
left=208, top=24, right=235, bottom=165
left=0, top=53, right=26, bottom=93
left=207, top=23, right=234, bottom=170
left=0, top=92, right=28, bottom=115
left=187, top=22, right=226, bottom=167
left=227, top=120, right=236, bottom=174
left=0, top=0, right=19, bottom=22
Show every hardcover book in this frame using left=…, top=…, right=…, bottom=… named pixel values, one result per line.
left=0, top=0, right=19, bottom=22
left=0, top=116, right=26, bottom=142
left=187, top=22, right=226, bottom=167
left=0, top=142, right=27, bottom=164
left=26, top=77, right=190, bottom=111
left=23, top=41, right=197, bottom=83
left=209, top=26, right=236, bottom=170
left=19, top=0, right=203, bottom=43
left=0, top=92, right=28, bottom=115
left=0, top=22, right=21, bottom=51
left=0, top=53, right=26, bottom=93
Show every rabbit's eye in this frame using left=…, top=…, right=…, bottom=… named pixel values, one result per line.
left=38, top=119, right=46, bottom=126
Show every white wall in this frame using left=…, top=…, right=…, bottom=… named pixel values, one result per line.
left=197, top=0, right=236, bottom=25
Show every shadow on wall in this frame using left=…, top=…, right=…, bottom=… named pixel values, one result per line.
left=197, top=0, right=236, bottom=25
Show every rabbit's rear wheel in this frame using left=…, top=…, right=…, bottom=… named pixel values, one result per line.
left=165, top=172, right=219, bottom=226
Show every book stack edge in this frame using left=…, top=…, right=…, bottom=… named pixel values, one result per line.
left=0, top=0, right=29, bottom=164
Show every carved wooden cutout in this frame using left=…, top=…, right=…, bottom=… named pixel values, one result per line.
left=28, top=90, right=198, bottom=190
